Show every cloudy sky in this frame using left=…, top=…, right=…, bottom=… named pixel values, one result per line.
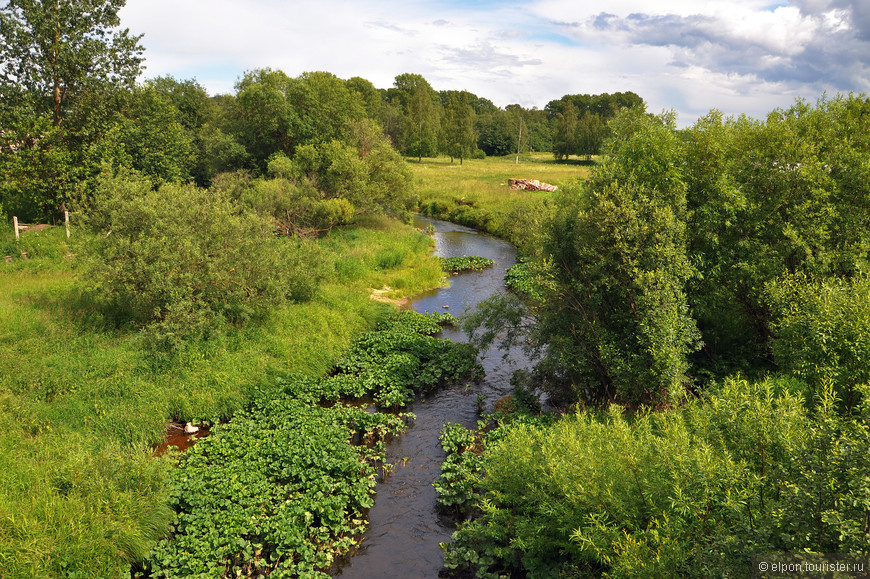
left=120, top=0, right=870, bottom=126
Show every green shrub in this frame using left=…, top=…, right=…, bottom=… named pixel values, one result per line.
left=765, top=272, right=870, bottom=408
left=78, top=171, right=323, bottom=348
left=443, top=376, right=855, bottom=578
left=440, top=256, right=495, bottom=273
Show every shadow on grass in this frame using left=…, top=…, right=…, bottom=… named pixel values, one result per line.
left=549, top=158, right=598, bottom=167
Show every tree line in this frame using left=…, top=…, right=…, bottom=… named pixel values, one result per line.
left=0, top=0, right=642, bottom=223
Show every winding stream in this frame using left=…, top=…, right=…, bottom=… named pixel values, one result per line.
left=334, top=217, right=530, bottom=578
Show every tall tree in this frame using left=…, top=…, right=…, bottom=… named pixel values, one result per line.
left=477, top=109, right=514, bottom=157
left=407, top=84, right=439, bottom=161
left=575, top=111, right=605, bottom=160
left=552, top=100, right=577, bottom=160
left=0, top=0, right=144, bottom=219
left=441, top=91, right=476, bottom=164
left=0, top=0, right=144, bottom=128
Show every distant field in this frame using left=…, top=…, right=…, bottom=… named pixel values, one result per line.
left=411, top=153, right=594, bottom=249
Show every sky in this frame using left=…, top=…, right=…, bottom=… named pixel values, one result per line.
left=119, top=0, right=870, bottom=127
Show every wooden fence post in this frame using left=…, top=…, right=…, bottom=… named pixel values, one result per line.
left=13, top=216, right=19, bottom=242
left=65, top=211, right=70, bottom=238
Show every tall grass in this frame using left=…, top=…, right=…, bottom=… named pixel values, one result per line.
left=0, top=216, right=443, bottom=577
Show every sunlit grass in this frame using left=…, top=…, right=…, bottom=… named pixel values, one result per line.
left=410, top=153, right=594, bottom=248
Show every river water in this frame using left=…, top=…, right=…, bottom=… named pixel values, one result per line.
left=333, top=217, right=530, bottom=578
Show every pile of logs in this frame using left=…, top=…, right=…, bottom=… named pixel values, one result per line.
left=508, top=178, right=558, bottom=192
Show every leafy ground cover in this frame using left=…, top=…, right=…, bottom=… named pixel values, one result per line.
left=141, top=391, right=408, bottom=578
left=439, top=256, right=495, bottom=274
left=503, top=258, right=544, bottom=301
left=140, top=311, right=482, bottom=577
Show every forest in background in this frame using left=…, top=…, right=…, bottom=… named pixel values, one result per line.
left=0, top=0, right=640, bottom=224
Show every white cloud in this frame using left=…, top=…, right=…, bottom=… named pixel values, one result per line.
left=120, top=0, right=870, bottom=127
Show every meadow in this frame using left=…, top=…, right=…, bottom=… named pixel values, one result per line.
left=412, top=153, right=594, bottom=249
left=0, top=215, right=444, bottom=577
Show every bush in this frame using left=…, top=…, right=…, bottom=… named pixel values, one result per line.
left=443, top=377, right=870, bottom=578
left=78, top=171, right=324, bottom=349
left=227, top=175, right=355, bottom=236
left=441, top=376, right=832, bottom=578
left=765, top=272, right=870, bottom=408
left=440, top=256, right=495, bottom=273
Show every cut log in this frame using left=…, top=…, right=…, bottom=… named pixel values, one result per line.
left=508, top=178, right=558, bottom=192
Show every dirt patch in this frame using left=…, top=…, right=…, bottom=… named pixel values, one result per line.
left=153, top=421, right=210, bottom=456
left=369, top=286, right=410, bottom=308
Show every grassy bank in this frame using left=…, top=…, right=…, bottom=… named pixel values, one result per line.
left=411, top=153, right=594, bottom=249
left=0, top=216, right=444, bottom=577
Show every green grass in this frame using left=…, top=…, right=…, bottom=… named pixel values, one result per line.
left=0, top=157, right=577, bottom=576
left=0, top=217, right=443, bottom=577
left=411, top=153, right=594, bottom=249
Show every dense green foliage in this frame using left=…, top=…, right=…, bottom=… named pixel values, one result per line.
left=440, top=256, right=495, bottom=273
left=0, top=0, right=145, bottom=220
left=537, top=111, right=701, bottom=405
left=142, top=390, right=409, bottom=578
left=441, top=91, right=477, bottom=164
left=465, top=95, right=870, bottom=408
left=443, top=378, right=870, bottom=578
left=503, top=258, right=544, bottom=301
left=549, top=93, right=644, bottom=160
left=76, top=171, right=323, bottom=350
left=683, top=100, right=870, bottom=379
left=141, top=311, right=479, bottom=576
left=765, top=273, right=870, bottom=409
left=438, top=95, right=870, bottom=578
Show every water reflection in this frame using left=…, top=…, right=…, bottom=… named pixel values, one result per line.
left=334, top=217, right=530, bottom=578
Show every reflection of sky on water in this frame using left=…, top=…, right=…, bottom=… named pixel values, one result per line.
left=335, top=217, right=530, bottom=579
left=410, top=216, right=517, bottom=319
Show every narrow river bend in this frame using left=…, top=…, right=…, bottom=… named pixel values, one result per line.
left=334, top=217, right=530, bottom=578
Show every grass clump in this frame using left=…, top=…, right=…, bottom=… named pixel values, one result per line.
left=440, top=256, right=494, bottom=273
